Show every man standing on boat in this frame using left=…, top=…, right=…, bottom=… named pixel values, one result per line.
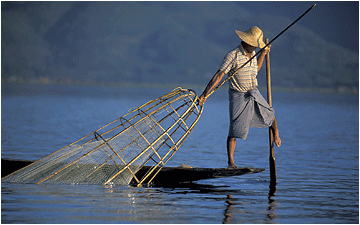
left=198, top=26, right=281, bottom=169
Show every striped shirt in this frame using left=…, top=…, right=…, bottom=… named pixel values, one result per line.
left=219, top=44, right=258, bottom=92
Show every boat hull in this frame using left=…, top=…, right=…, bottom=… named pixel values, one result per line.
left=2, top=159, right=265, bottom=186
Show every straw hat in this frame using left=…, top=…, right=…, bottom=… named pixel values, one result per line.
left=235, top=26, right=265, bottom=48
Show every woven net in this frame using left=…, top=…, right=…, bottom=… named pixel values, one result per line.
left=2, top=88, right=203, bottom=186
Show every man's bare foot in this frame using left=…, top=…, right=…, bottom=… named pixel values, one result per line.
left=270, top=118, right=281, bottom=147
left=227, top=164, right=238, bottom=169
left=274, top=133, right=281, bottom=147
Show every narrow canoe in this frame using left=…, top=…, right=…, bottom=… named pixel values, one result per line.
left=1, top=158, right=264, bottom=186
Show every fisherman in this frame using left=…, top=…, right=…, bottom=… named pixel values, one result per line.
left=198, top=26, right=281, bottom=169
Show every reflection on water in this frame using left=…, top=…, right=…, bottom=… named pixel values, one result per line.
left=267, top=185, right=278, bottom=222
left=223, top=185, right=278, bottom=224
left=2, top=181, right=280, bottom=224
left=223, top=195, right=235, bottom=224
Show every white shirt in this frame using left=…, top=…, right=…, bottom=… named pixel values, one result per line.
left=219, top=44, right=258, bottom=92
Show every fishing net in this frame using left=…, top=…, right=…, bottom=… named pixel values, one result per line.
left=2, top=88, right=203, bottom=186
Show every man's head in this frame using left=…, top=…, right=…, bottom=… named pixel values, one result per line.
left=235, top=26, right=265, bottom=49
left=241, top=41, right=257, bottom=53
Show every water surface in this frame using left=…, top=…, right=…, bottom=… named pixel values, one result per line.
left=2, top=84, right=358, bottom=223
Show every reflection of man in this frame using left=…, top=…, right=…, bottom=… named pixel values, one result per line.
left=223, top=195, right=235, bottom=224
left=199, top=26, right=281, bottom=169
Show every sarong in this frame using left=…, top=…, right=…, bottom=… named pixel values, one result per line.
left=228, top=88, right=275, bottom=140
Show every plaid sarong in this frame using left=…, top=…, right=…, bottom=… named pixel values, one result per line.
left=228, top=88, right=275, bottom=140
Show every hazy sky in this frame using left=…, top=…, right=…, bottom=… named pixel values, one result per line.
left=2, top=1, right=358, bottom=53
left=241, top=1, right=359, bottom=53
left=1, top=1, right=358, bottom=86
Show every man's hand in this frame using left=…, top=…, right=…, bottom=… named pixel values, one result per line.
left=257, top=45, right=271, bottom=71
left=198, top=94, right=206, bottom=106
left=197, top=70, right=225, bottom=106
left=261, top=45, right=271, bottom=55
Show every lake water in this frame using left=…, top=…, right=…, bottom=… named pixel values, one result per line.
left=1, top=83, right=359, bottom=223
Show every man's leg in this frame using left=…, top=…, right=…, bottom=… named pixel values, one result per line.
left=227, top=136, right=237, bottom=168
left=271, top=117, right=281, bottom=147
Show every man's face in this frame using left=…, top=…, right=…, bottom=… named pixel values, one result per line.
left=243, top=42, right=257, bottom=52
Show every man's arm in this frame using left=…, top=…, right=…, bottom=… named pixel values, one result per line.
left=256, top=45, right=271, bottom=71
left=198, top=70, right=225, bottom=106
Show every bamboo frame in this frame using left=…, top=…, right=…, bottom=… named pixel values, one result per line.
left=2, top=88, right=202, bottom=187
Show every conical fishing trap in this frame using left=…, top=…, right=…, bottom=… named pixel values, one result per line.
left=2, top=88, right=202, bottom=187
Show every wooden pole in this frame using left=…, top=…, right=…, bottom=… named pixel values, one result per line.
left=265, top=38, right=277, bottom=186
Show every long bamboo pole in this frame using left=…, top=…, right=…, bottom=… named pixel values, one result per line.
left=265, top=38, right=277, bottom=186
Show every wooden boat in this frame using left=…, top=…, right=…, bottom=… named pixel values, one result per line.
left=1, top=158, right=265, bottom=186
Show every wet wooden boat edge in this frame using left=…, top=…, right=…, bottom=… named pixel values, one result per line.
left=1, top=158, right=265, bottom=186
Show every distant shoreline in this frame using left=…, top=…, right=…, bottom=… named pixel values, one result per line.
left=2, top=79, right=358, bottom=95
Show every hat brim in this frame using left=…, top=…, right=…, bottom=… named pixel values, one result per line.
left=235, top=30, right=265, bottom=48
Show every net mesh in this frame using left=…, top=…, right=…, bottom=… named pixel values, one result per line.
left=2, top=88, right=203, bottom=186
